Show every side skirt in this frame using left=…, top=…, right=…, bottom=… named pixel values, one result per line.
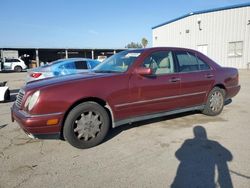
left=113, top=105, right=205, bottom=128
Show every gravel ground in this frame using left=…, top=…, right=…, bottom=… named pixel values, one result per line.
left=0, top=71, right=250, bottom=188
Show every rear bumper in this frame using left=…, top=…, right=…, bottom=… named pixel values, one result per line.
left=11, top=104, right=63, bottom=139
left=226, top=85, right=241, bottom=99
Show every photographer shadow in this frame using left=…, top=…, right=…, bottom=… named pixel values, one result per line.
left=171, top=126, right=233, bottom=188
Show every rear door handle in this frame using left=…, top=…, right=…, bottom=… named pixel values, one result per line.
left=169, top=77, right=181, bottom=83
left=205, top=74, right=214, bottom=78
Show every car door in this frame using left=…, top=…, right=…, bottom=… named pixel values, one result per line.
left=125, top=50, right=181, bottom=118
left=175, top=50, right=215, bottom=108
left=3, top=59, right=13, bottom=70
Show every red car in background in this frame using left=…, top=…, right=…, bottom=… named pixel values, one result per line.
left=11, top=47, right=240, bottom=149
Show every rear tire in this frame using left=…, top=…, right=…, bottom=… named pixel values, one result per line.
left=4, top=89, right=10, bottom=101
left=63, top=102, right=110, bottom=149
left=202, top=87, right=225, bottom=116
left=14, top=66, right=22, bottom=72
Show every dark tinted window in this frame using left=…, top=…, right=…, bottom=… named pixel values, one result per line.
left=197, top=58, right=211, bottom=70
left=75, top=61, right=88, bottom=69
left=5, top=59, right=20, bottom=63
left=176, top=52, right=199, bottom=72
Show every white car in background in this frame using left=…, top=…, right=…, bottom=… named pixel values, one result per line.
left=0, top=81, right=10, bottom=102
left=1, top=58, right=27, bottom=72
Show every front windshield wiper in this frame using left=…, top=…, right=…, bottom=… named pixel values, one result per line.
left=93, top=70, right=122, bottom=73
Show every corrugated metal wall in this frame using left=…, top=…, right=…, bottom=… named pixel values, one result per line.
left=152, top=6, right=250, bottom=69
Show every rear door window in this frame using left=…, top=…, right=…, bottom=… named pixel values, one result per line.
left=176, top=51, right=211, bottom=72
left=197, top=57, right=211, bottom=70
left=75, top=61, right=88, bottom=69
left=176, top=52, right=199, bottom=72
left=5, top=59, right=21, bottom=63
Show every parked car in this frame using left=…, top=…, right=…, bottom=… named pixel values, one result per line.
left=26, top=58, right=100, bottom=83
left=11, top=47, right=240, bottom=149
left=0, top=81, right=10, bottom=102
left=1, top=58, right=27, bottom=72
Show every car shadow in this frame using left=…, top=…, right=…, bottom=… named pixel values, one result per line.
left=103, top=98, right=233, bottom=144
left=0, top=124, right=8, bottom=129
left=103, top=110, right=201, bottom=143
left=170, top=126, right=233, bottom=188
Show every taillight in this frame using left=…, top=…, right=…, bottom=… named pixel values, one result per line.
left=30, top=73, right=42, bottom=78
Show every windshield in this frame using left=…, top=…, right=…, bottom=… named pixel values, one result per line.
left=93, top=50, right=142, bottom=73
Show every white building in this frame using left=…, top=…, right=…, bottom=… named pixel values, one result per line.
left=152, top=3, right=250, bottom=69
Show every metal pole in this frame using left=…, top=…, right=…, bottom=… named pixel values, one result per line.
left=91, top=50, right=94, bottom=59
left=35, top=49, right=39, bottom=67
left=65, top=49, right=68, bottom=59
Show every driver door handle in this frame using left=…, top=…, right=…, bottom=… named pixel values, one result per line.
left=169, top=77, right=181, bottom=83
left=205, top=74, right=214, bottom=78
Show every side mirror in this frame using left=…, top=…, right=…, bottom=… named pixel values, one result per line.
left=135, top=67, right=152, bottom=76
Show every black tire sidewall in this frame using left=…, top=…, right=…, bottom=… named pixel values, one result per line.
left=14, top=66, right=22, bottom=72
left=63, top=102, right=110, bottom=149
left=4, top=89, right=10, bottom=101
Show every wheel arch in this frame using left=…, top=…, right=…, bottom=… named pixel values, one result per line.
left=60, top=97, right=113, bottom=139
left=14, top=65, right=22, bottom=72
left=213, top=83, right=227, bottom=96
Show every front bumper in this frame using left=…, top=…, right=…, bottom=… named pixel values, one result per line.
left=11, top=104, right=63, bottom=139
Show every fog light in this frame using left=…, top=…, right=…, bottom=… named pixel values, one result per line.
left=46, top=119, right=59, bottom=125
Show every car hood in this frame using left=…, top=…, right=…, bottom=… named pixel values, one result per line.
left=25, top=72, right=114, bottom=91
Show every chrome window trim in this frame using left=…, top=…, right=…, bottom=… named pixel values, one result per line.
left=178, top=69, right=213, bottom=74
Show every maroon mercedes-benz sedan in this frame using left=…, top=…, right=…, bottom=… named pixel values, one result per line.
left=11, top=47, right=240, bottom=148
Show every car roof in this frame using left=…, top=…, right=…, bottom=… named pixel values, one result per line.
left=55, top=58, right=98, bottom=62
left=124, top=47, right=198, bottom=53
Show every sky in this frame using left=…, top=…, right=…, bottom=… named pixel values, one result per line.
left=0, top=0, right=249, bottom=49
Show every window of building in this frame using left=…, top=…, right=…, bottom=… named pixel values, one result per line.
left=197, top=44, right=208, bottom=55
left=228, top=41, right=243, bottom=57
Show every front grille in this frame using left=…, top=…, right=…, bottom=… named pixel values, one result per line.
left=15, top=89, right=25, bottom=109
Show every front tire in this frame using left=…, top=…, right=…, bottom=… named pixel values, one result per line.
left=4, top=89, right=10, bottom=101
left=63, top=102, right=110, bottom=149
left=202, top=87, right=225, bottom=116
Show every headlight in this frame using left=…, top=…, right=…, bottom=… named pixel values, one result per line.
left=25, top=90, right=40, bottom=111
left=24, top=96, right=31, bottom=108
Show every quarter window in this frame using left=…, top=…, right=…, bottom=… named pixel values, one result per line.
left=142, top=51, right=175, bottom=75
left=228, top=41, right=243, bottom=57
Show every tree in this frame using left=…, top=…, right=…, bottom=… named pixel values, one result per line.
left=141, top=37, right=148, bottom=48
left=125, top=42, right=142, bottom=49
